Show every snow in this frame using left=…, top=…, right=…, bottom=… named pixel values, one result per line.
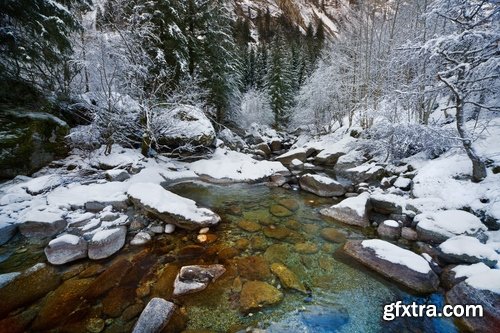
left=306, top=174, right=338, bottom=185
left=439, top=236, right=499, bottom=263
left=312, top=135, right=354, bottom=159
left=415, top=210, right=487, bottom=239
left=291, top=159, right=303, bottom=167
left=189, top=148, right=287, bottom=182
left=465, top=269, right=500, bottom=294
left=21, top=175, right=62, bottom=195
left=47, top=182, right=128, bottom=209
left=127, top=183, right=220, bottom=225
left=92, top=228, right=120, bottom=242
left=277, top=148, right=307, bottom=159
left=347, top=163, right=383, bottom=175
left=334, top=192, right=370, bottom=216
left=153, top=105, right=215, bottom=142
left=362, top=239, right=432, bottom=274
left=49, top=234, right=81, bottom=246
left=383, top=220, right=399, bottom=227
left=393, top=177, right=411, bottom=189
left=452, top=263, right=491, bottom=279
left=21, top=207, right=64, bottom=224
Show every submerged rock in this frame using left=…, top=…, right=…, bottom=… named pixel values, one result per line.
left=320, top=228, right=347, bottom=243
left=269, top=204, right=294, bottom=217
left=270, top=263, right=307, bottom=293
left=299, top=174, right=346, bottom=197
left=88, top=227, right=127, bottom=260
left=132, top=298, right=176, bottom=333
left=237, top=220, right=261, bottom=232
left=44, top=234, right=88, bottom=265
left=173, top=264, right=226, bottom=296
left=239, top=281, right=283, bottom=313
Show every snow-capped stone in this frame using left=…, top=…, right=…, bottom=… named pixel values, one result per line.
left=44, top=234, right=88, bottom=265
left=334, top=150, right=366, bottom=175
left=415, top=210, right=487, bottom=243
left=173, top=264, right=226, bottom=296
left=130, top=232, right=151, bottom=246
left=377, top=220, right=401, bottom=240
left=104, top=169, right=130, bottom=182
left=0, top=221, right=17, bottom=245
left=217, top=128, right=246, bottom=150
left=276, top=148, right=307, bottom=165
left=313, top=137, right=353, bottom=166
left=199, top=227, right=209, bottom=234
left=132, top=298, right=176, bottom=333
left=370, top=193, right=405, bottom=215
left=320, top=193, right=371, bottom=227
left=18, top=208, right=67, bottom=238
left=393, top=177, right=412, bottom=191
left=299, top=174, right=346, bottom=197
left=290, top=158, right=304, bottom=170
left=21, top=175, right=63, bottom=195
left=88, top=227, right=127, bottom=260
left=128, top=183, right=220, bottom=230
left=345, top=163, right=385, bottom=182
left=47, top=182, right=129, bottom=210
left=441, top=263, right=492, bottom=289
left=343, top=239, right=439, bottom=293
left=438, top=236, right=498, bottom=267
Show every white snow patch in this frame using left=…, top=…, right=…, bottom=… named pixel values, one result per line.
left=465, top=269, right=500, bottom=294
left=415, top=210, right=487, bottom=239
left=49, top=234, right=81, bottom=246
left=452, top=263, right=491, bottom=279
left=439, top=236, right=499, bottom=262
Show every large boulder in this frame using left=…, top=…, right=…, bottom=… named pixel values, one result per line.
left=320, top=193, right=371, bottom=227
left=343, top=240, right=439, bottom=293
left=299, top=174, right=346, bottom=197
left=173, top=264, right=226, bottom=296
left=44, top=234, right=88, bottom=265
left=132, top=298, right=176, bottom=333
left=438, top=236, right=498, bottom=267
left=0, top=221, right=17, bottom=245
left=345, top=163, right=385, bottom=182
left=18, top=208, right=67, bottom=238
left=370, top=193, right=405, bottom=215
left=88, top=227, right=127, bottom=260
left=415, top=210, right=487, bottom=244
left=276, top=148, right=307, bottom=165
left=128, top=183, right=220, bottom=230
left=239, top=281, right=283, bottom=313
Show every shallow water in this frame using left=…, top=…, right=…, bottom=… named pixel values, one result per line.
left=0, top=182, right=459, bottom=332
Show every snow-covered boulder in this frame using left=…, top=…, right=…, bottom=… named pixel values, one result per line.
left=299, top=174, right=346, bottom=197
left=153, top=105, right=216, bottom=153
left=44, top=234, right=88, bottom=265
left=313, top=137, right=354, bottom=166
left=415, top=210, right=487, bottom=244
left=173, top=264, right=226, bottom=296
left=217, top=128, right=246, bottom=150
left=21, top=175, right=63, bottom=195
left=132, top=298, right=176, bottom=333
left=438, top=236, right=498, bottom=267
left=88, top=227, right=127, bottom=260
left=104, top=169, right=130, bottom=182
left=393, top=177, right=412, bottom=191
left=127, top=183, right=220, bottom=230
left=18, top=208, right=67, bottom=238
left=345, top=163, right=385, bottom=182
left=441, top=263, right=491, bottom=289
left=377, top=220, right=401, bottom=240
left=320, top=192, right=371, bottom=227
left=343, top=239, right=439, bottom=293
left=370, top=193, right=405, bottom=215
left=333, top=150, right=366, bottom=175
left=130, top=231, right=152, bottom=246
left=276, top=148, right=307, bottom=165
left=0, top=221, right=17, bottom=245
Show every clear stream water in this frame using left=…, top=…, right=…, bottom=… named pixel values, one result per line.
left=0, top=182, right=459, bottom=332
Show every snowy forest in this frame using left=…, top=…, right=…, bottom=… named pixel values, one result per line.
left=0, top=0, right=499, bottom=332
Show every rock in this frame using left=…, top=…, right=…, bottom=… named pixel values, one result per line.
left=270, top=140, right=282, bottom=152
left=105, top=169, right=130, bottom=182
left=173, top=264, right=226, bottom=296
left=102, top=287, right=135, bottom=317
left=132, top=298, right=176, bottom=333
left=377, top=220, right=401, bottom=240
left=237, top=220, right=261, bottom=232
left=294, top=242, right=319, bottom=254
left=269, top=204, right=294, bottom=217
left=438, top=236, right=498, bottom=267
left=393, top=177, right=412, bottom=191
left=334, top=150, right=366, bottom=176
left=199, top=227, right=210, bottom=234
left=446, top=280, right=500, bottom=333
left=270, top=263, right=306, bottom=293
left=299, top=174, right=345, bottom=197
left=239, top=281, right=283, bottom=313
left=345, top=163, right=385, bottom=182
left=196, top=234, right=217, bottom=243
left=130, top=232, right=152, bottom=246
left=268, top=173, right=288, bottom=187
left=44, top=234, right=88, bottom=265
left=343, top=240, right=439, bottom=293
left=370, top=194, right=404, bottom=215
left=263, top=225, right=290, bottom=240
left=441, top=263, right=491, bottom=290
left=313, top=146, right=347, bottom=166
left=415, top=210, right=487, bottom=244
left=254, top=143, right=271, bottom=157
left=290, top=158, right=304, bottom=170
left=128, top=183, right=220, bottom=230
left=380, top=176, right=397, bottom=188
left=86, top=318, right=105, bottom=333
left=0, top=222, right=17, bottom=245
left=234, top=256, right=271, bottom=280
left=164, top=224, right=176, bottom=234
left=278, top=198, right=300, bottom=211
left=18, top=209, right=67, bottom=238
left=88, top=227, right=127, bottom=260
left=84, top=259, right=132, bottom=299
left=320, top=228, right=347, bottom=243
left=0, top=272, right=20, bottom=288
left=218, top=128, right=246, bottom=151
left=276, top=148, right=307, bottom=165
left=320, top=193, right=371, bottom=227
left=401, top=227, right=418, bottom=241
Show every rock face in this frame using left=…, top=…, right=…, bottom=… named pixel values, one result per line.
left=132, top=298, right=176, bottom=333
left=446, top=281, right=500, bottom=333
left=299, top=174, right=346, bottom=197
left=128, top=183, right=220, bottom=230
left=173, top=264, right=226, bottom=296
left=239, top=281, right=283, bottom=313
left=19, top=209, right=67, bottom=238
left=320, top=193, right=371, bottom=227
left=343, top=240, right=439, bottom=293
left=438, top=236, right=498, bottom=267
left=415, top=210, right=487, bottom=244
left=276, top=148, right=307, bottom=165
left=0, top=222, right=17, bottom=245
left=377, top=220, right=401, bottom=240
left=370, top=194, right=404, bottom=215
left=44, top=234, right=88, bottom=265
left=88, top=227, right=127, bottom=260
left=270, top=263, right=306, bottom=293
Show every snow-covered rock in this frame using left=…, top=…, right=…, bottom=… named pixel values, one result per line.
left=345, top=163, right=385, bottom=182
left=415, top=210, right=487, bottom=243
left=438, top=236, right=498, bottom=267
left=127, top=183, right=220, bottom=230
left=299, top=174, right=345, bottom=197
left=21, top=175, right=63, bottom=195
left=370, top=193, right=405, bottom=215
left=393, top=177, right=412, bottom=191
left=377, top=220, right=401, bottom=240
left=132, top=298, right=176, bottom=333
left=343, top=239, right=439, bottom=293
left=313, top=136, right=353, bottom=166
left=217, top=128, right=246, bottom=150
left=333, top=150, right=366, bottom=175
left=88, top=227, right=127, bottom=260
left=47, top=182, right=129, bottom=210
left=276, top=148, right=307, bottom=165
left=104, top=169, right=130, bottom=182
left=320, top=192, right=371, bottom=227
left=18, top=207, right=67, bottom=238
left=173, top=264, right=226, bottom=296
left=130, top=231, right=152, bottom=246
left=44, top=234, right=88, bottom=265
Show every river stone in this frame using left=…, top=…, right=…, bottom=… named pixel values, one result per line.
left=446, top=281, right=500, bottom=333
left=401, top=227, right=418, bottom=241
left=320, top=228, right=347, bottom=243
left=132, top=298, right=176, bottom=333
left=0, top=263, right=61, bottom=317
left=437, top=236, right=498, bottom=267
left=0, top=222, right=17, bottom=245
left=84, top=259, right=132, bottom=299
left=239, top=281, right=283, bottom=313
left=88, top=227, right=127, bottom=260
left=276, top=148, right=307, bottom=165
left=44, top=234, right=88, bottom=265
left=294, top=242, right=319, bottom=254
left=299, top=174, right=346, bottom=197
left=234, top=256, right=272, bottom=281
left=370, top=194, right=404, bottom=215
left=320, top=193, right=371, bottom=227
left=278, top=198, right=300, bottom=211
left=270, top=139, right=282, bottom=152
left=263, top=225, right=291, bottom=240
left=237, top=220, right=261, bottom=232
left=270, top=263, right=307, bottom=293
left=173, top=264, right=226, bottom=296
left=102, top=287, right=135, bottom=317
left=18, top=209, right=67, bottom=238
left=343, top=240, right=439, bottom=293
left=130, top=231, right=152, bottom=246
left=269, top=204, right=294, bottom=217
left=377, top=220, right=401, bottom=240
